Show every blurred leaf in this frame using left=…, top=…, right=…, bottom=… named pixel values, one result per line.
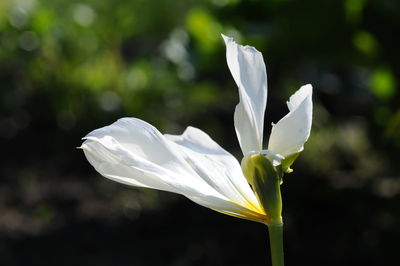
left=369, top=67, right=396, bottom=101
left=345, top=0, right=366, bottom=24
left=0, top=0, right=12, bottom=28
left=186, top=7, right=221, bottom=53
left=31, top=7, right=55, bottom=35
left=71, top=50, right=123, bottom=92
left=353, top=30, right=378, bottom=56
left=384, top=109, right=400, bottom=142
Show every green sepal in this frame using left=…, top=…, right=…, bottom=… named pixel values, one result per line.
left=250, top=154, right=283, bottom=225
left=281, top=152, right=301, bottom=174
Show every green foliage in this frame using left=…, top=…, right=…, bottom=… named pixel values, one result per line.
left=369, top=67, right=396, bottom=100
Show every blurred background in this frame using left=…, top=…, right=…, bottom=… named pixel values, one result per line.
left=1, top=0, right=399, bottom=265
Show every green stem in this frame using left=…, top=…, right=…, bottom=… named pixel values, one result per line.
left=267, top=223, right=284, bottom=266
left=268, top=224, right=284, bottom=266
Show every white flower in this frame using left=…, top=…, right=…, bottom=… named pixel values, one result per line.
left=80, top=35, right=313, bottom=223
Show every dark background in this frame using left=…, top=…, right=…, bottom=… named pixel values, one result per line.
left=1, top=0, right=399, bottom=265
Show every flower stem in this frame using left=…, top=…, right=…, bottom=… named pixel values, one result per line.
left=267, top=222, right=284, bottom=266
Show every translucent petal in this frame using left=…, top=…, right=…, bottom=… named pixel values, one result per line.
left=81, top=118, right=265, bottom=218
left=165, top=126, right=263, bottom=213
left=222, top=34, right=268, bottom=156
left=267, top=84, right=313, bottom=157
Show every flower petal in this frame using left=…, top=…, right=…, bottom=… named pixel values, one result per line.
left=222, top=34, right=268, bottom=156
left=267, top=84, right=313, bottom=158
left=81, top=118, right=265, bottom=219
left=165, top=126, right=263, bottom=214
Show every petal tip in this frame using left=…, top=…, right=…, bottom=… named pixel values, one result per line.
left=221, top=34, right=234, bottom=44
left=77, top=143, right=88, bottom=151
left=286, top=84, right=313, bottom=111
left=301, top=84, right=313, bottom=94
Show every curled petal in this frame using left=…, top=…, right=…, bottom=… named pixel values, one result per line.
left=222, top=34, right=268, bottom=156
left=267, top=84, right=313, bottom=158
left=81, top=118, right=265, bottom=219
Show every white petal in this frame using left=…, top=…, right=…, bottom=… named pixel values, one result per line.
left=81, top=118, right=265, bottom=219
left=267, top=84, right=313, bottom=157
left=165, top=126, right=263, bottom=214
left=222, top=34, right=268, bottom=156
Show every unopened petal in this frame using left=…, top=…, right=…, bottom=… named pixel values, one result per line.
left=267, top=84, right=313, bottom=158
left=222, top=34, right=268, bottom=156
